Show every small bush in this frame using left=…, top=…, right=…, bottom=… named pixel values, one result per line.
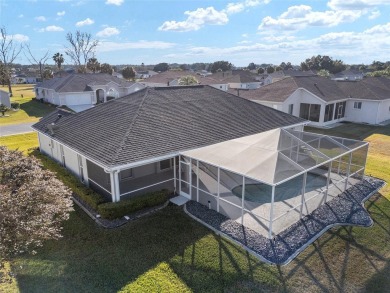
left=31, top=150, right=108, bottom=210
left=11, top=102, right=20, bottom=109
left=98, top=189, right=172, bottom=220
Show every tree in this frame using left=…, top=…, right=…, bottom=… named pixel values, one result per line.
left=266, top=66, right=275, bottom=74
left=275, top=66, right=282, bottom=71
left=65, top=31, right=98, bottom=73
left=247, top=62, right=256, bottom=70
left=100, top=63, right=113, bottom=75
left=86, top=57, right=100, bottom=73
left=0, top=103, right=8, bottom=116
left=300, top=55, right=346, bottom=74
left=210, top=61, right=232, bottom=73
left=178, top=75, right=199, bottom=85
left=153, top=62, right=169, bottom=72
left=24, top=44, right=49, bottom=82
left=0, top=27, right=23, bottom=96
left=0, top=146, right=73, bottom=261
left=0, top=61, right=7, bottom=85
left=52, top=52, right=64, bottom=73
left=317, top=69, right=330, bottom=77
left=42, top=67, right=53, bottom=80
left=121, top=66, right=135, bottom=80
left=257, top=67, right=265, bottom=74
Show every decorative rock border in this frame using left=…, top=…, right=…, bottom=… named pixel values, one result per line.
left=184, top=177, right=385, bottom=265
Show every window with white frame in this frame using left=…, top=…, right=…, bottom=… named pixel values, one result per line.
left=288, top=104, right=294, bottom=115
left=159, top=159, right=172, bottom=171
left=354, top=101, right=362, bottom=109
left=77, top=154, right=84, bottom=182
left=60, top=145, right=66, bottom=167
left=120, top=169, right=133, bottom=180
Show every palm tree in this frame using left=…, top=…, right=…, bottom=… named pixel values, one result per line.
left=178, top=75, right=199, bottom=85
left=52, top=53, right=64, bottom=73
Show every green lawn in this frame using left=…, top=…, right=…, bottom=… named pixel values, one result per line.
left=0, top=132, right=38, bottom=154
left=0, top=84, right=55, bottom=126
left=1, top=124, right=389, bottom=292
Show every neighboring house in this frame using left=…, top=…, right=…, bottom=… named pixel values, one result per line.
left=141, top=70, right=260, bottom=91
left=264, top=71, right=285, bottom=85
left=32, top=85, right=369, bottom=239
left=135, top=70, right=158, bottom=79
left=331, top=69, right=364, bottom=81
left=35, top=73, right=145, bottom=112
left=0, top=89, right=11, bottom=108
left=237, top=76, right=390, bottom=126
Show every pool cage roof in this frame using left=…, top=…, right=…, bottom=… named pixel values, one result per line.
left=182, top=128, right=367, bottom=186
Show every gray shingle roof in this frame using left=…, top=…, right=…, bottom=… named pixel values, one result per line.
left=33, top=85, right=305, bottom=168
left=36, top=73, right=135, bottom=93
left=337, top=77, right=390, bottom=101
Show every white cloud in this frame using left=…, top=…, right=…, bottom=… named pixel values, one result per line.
left=258, top=5, right=363, bottom=32
left=159, top=0, right=269, bottom=32
left=96, top=27, right=120, bottom=37
left=98, top=40, right=175, bottom=52
left=368, top=9, right=381, bottom=19
left=105, top=0, right=124, bottom=5
left=10, top=34, right=29, bottom=42
left=57, top=11, right=66, bottom=16
left=158, top=7, right=229, bottom=32
left=327, top=0, right=390, bottom=10
left=171, top=22, right=390, bottom=64
left=76, top=18, right=94, bottom=27
left=18, top=14, right=24, bottom=18
left=39, top=25, right=64, bottom=32
left=35, top=16, right=46, bottom=21
left=242, top=33, right=248, bottom=38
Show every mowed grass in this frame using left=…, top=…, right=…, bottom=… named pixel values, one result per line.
left=0, top=132, right=38, bottom=154
left=1, top=123, right=389, bottom=293
left=0, top=84, right=55, bottom=126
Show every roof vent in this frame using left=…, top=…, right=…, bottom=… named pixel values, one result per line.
left=47, top=122, right=59, bottom=135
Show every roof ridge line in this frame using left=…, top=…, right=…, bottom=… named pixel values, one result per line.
left=110, top=87, right=150, bottom=165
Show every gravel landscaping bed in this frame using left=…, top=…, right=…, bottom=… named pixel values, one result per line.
left=185, top=177, right=385, bottom=265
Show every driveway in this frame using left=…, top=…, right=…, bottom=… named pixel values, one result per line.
left=0, top=122, right=35, bottom=136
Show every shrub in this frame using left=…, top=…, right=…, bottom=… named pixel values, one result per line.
left=11, top=102, right=20, bottom=110
left=98, top=189, right=172, bottom=220
left=31, top=150, right=108, bottom=210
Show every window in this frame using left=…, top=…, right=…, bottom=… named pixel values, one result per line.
left=288, top=104, right=294, bottom=115
left=324, top=104, right=334, bottom=122
left=77, top=154, right=84, bottom=182
left=334, top=101, right=346, bottom=120
left=159, top=159, right=172, bottom=171
left=120, top=169, right=133, bottom=180
left=60, top=145, right=66, bottom=167
left=354, top=101, right=362, bottom=109
left=299, top=103, right=321, bottom=122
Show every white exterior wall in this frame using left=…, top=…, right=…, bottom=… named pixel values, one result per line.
left=0, top=90, right=11, bottom=108
left=345, top=100, right=380, bottom=124
left=210, top=84, right=228, bottom=91
left=377, top=100, right=390, bottom=123
left=38, top=132, right=88, bottom=182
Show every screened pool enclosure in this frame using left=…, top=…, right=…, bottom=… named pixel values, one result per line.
left=179, top=128, right=368, bottom=238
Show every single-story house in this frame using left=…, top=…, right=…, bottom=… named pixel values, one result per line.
left=237, top=76, right=390, bottom=127
left=141, top=70, right=261, bottom=91
left=33, top=85, right=369, bottom=238
left=0, top=89, right=11, bottom=108
left=35, top=73, right=145, bottom=112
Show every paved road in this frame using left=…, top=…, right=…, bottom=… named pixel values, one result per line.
left=0, top=122, right=35, bottom=137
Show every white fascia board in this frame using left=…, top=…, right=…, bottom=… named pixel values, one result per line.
left=282, top=122, right=309, bottom=129
left=33, top=129, right=110, bottom=170
left=348, top=98, right=382, bottom=102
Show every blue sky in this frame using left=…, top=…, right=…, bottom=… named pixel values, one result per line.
left=1, top=0, right=390, bottom=67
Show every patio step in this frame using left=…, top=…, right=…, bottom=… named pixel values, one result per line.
left=170, top=195, right=190, bottom=206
